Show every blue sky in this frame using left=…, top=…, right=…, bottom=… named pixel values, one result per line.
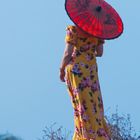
left=0, top=0, right=140, bottom=139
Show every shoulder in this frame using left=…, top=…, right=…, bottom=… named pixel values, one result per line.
left=66, top=25, right=77, bottom=33
left=65, top=25, right=78, bottom=45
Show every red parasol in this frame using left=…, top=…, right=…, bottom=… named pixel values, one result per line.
left=65, top=0, right=124, bottom=40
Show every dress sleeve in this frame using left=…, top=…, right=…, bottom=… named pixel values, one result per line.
left=65, top=26, right=77, bottom=46
left=97, top=39, right=105, bottom=46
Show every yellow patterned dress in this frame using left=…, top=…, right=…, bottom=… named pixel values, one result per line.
left=65, top=25, right=111, bottom=140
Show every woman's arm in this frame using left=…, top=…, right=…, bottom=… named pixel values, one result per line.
left=95, top=44, right=104, bottom=57
left=59, top=43, right=74, bottom=82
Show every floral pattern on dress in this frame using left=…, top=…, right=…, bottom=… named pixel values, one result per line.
left=65, top=25, right=111, bottom=140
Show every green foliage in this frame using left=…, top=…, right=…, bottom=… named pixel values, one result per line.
left=0, top=133, right=22, bottom=140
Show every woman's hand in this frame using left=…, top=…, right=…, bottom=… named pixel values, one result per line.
left=60, top=68, right=65, bottom=82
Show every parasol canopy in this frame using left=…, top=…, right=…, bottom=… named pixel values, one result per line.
left=65, top=0, right=124, bottom=39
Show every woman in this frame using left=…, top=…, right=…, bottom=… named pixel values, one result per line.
left=59, top=25, right=111, bottom=140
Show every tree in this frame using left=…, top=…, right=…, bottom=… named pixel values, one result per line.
left=106, top=107, right=140, bottom=140
left=0, top=133, right=22, bottom=140
left=39, top=108, right=140, bottom=140
left=38, top=122, right=72, bottom=140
